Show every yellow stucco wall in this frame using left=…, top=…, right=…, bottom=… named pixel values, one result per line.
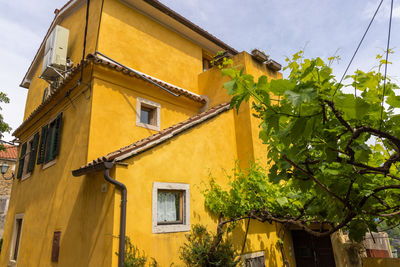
left=362, top=258, right=400, bottom=267
left=87, top=66, right=202, bottom=161
left=111, top=110, right=292, bottom=266
left=0, top=69, right=117, bottom=266
left=3, top=0, right=291, bottom=266
left=97, top=0, right=203, bottom=93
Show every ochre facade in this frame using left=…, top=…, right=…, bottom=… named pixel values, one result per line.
left=0, top=0, right=300, bottom=266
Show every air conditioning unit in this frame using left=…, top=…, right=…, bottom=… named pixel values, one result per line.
left=41, top=25, right=69, bottom=80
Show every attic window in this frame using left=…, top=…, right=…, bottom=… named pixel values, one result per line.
left=140, top=106, right=156, bottom=125
left=136, top=97, right=160, bottom=131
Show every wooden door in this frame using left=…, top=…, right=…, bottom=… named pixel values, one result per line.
left=291, top=230, right=336, bottom=267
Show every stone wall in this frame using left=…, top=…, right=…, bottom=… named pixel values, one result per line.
left=0, top=159, right=15, bottom=238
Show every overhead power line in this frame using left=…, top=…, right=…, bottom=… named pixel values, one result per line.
left=334, top=0, right=384, bottom=96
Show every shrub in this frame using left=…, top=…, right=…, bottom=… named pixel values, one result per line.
left=180, top=224, right=239, bottom=267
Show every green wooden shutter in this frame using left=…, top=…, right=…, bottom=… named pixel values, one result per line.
left=37, top=125, right=48, bottom=164
left=52, top=112, right=63, bottom=159
left=17, top=143, right=27, bottom=179
left=27, top=132, right=40, bottom=173
left=44, top=125, right=54, bottom=164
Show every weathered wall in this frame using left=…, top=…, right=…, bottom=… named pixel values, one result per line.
left=0, top=159, right=14, bottom=238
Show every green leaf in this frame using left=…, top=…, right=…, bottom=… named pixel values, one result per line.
left=291, top=118, right=307, bottom=142
left=276, top=197, right=288, bottom=206
left=355, top=98, right=370, bottom=118
left=386, top=94, right=400, bottom=108
left=224, top=80, right=236, bottom=95
left=270, top=79, right=295, bottom=95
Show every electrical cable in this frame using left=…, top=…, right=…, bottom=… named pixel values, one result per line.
left=379, top=0, right=394, bottom=130
left=333, top=0, right=384, bottom=96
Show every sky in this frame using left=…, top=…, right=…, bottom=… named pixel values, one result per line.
left=0, top=0, right=399, bottom=141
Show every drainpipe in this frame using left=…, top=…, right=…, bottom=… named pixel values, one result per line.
left=104, top=161, right=127, bottom=267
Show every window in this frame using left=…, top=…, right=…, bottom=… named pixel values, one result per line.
left=202, top=58, right=212, bottom=72
left=37, top=112, right=63, bottom=167
left=242, top=251, right=266, bottom=267
left=202, top=50, right=213, bottom=72
left=16, top=132, right=39, bottom=180
left=136, top=97, right=160, bottom=131
left=9, top=214, right=24, bottom=264
left=157, top=191, right=183, bottom=224
left=152, top=182, right=190, bottom=233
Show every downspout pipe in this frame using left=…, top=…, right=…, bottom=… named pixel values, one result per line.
left=104, top=161, right=127, bottom=267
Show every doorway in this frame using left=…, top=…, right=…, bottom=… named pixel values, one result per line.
left=291, top=230, right=336, bottom=267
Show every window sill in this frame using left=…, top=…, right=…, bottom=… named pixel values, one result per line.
left=136, top=122, right=160, bottom=131
left=21, top=172, right=31, bottom=181
left=153, top=224, right=190, bottom=234
left=42, top=159, right=57, bottom=170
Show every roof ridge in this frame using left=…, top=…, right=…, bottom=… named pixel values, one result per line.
left=72, top=102, right=231, bottom=176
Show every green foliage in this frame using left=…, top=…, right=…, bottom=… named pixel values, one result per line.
left=0, top=91, right=11, bottom=149
left=211, top=50, right=400, bottom=242
left=117, top=237, right=159, bottom=267
left=180, top=225, right=240, bottom=267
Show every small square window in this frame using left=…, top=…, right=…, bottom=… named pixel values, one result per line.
left=152, top=182, right=190, bottom=233
left=136, top=97, right=160, bottom=131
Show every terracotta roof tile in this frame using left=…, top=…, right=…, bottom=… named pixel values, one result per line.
left=88, top=54, right=207, bottom=103
left=0, top=145, right=18, bottom=160
left=13, top=54, right=207, bottom=137
left=72, top=102, right=231, bottom=176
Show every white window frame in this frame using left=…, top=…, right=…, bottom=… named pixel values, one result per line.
left=136, top=97, right=161, bottom=131
left=9, top=213, right=24, bottom=266
left=152, top=182, right=190, bottom=234
left=242, top=251, right=266, bottom=267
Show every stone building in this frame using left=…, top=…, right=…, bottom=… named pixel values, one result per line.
left=0, top=144, right=17, bottom=238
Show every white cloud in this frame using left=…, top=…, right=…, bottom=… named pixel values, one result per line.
left=363, top=0, right=400, bottom=21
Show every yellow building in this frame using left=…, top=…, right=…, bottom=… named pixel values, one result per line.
left=0, top=1, right=344, bottom=266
